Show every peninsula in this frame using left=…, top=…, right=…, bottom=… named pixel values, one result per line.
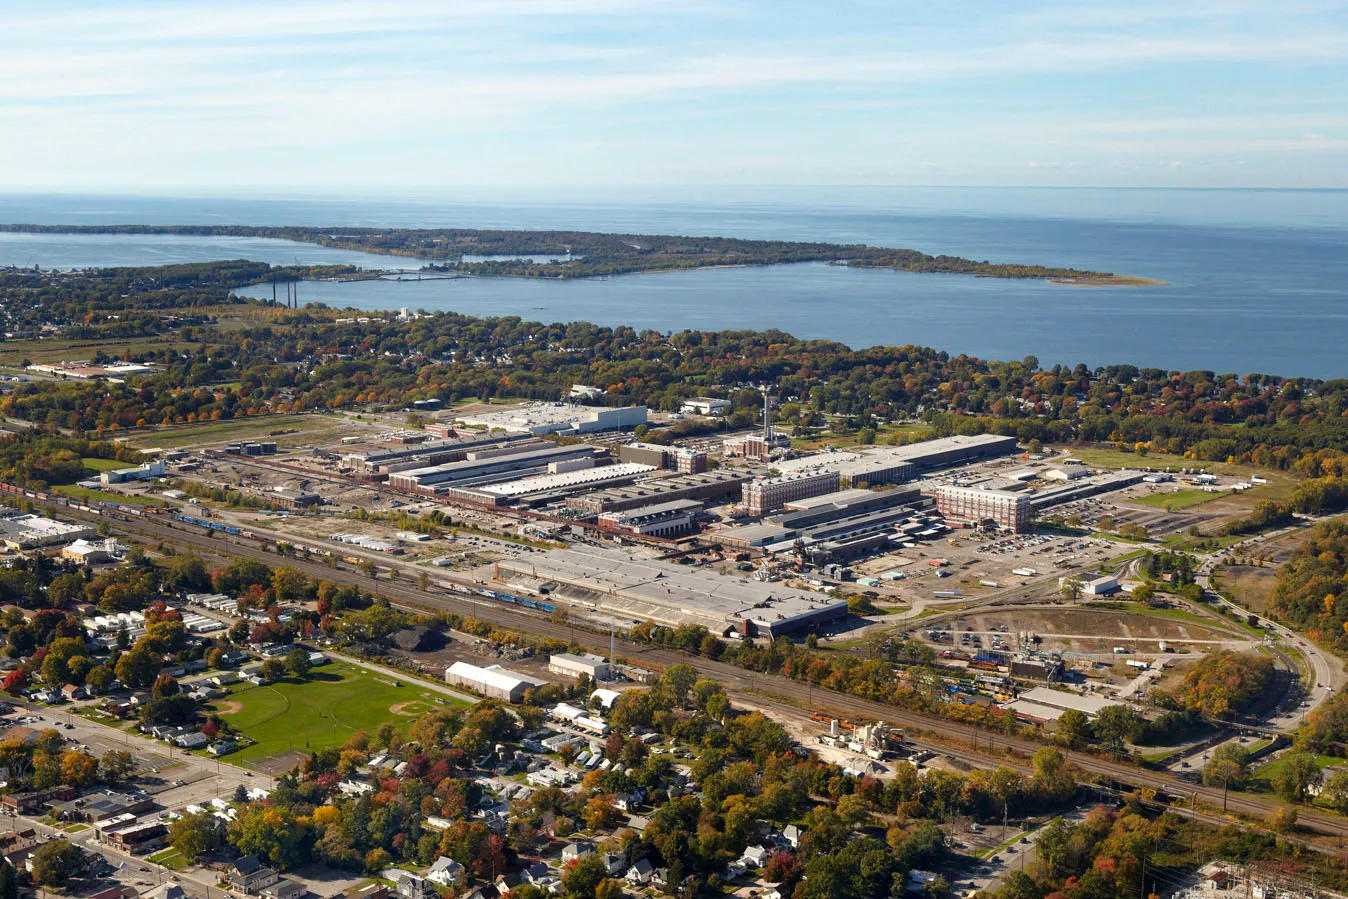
left=0, top=224, right=1162, bottom=284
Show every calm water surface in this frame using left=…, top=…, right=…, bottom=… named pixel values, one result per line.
left=1, top=189, right=1345, bottom=378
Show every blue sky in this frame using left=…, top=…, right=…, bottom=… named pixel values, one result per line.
left=3, top=0, right=1347, bottom=192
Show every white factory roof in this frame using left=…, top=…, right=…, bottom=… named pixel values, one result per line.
left=1005, top=700, right=1067, bottom=722
left=498, top=546, right=847, bottom=627
left=1019, top=686, right=1120, bottom=717
left=480, top=462, right=656, bottom=496
left=456, top=402, right=643, bottom=430
left=446, top=662, right=535, bottom=693
left=590, top=689, right=621, bottom=708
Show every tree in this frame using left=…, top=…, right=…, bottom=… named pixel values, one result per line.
left=1320, top=768, right=1348, bottom=814
left=659, top=664, right=698, bottom=707
left=99, top=750, right=136, bottom=782
left=152, top=673, right=180, bottom=699
left=115, top=645, right=159, bottom=687
left=2, top=669, right=28, bottom=695
left=261, top=658, right=287, bottom=683
left=0, top=859, right=17, bottom=899
left=1054, top=709, right=1090, bottom=749
left=1203, top=743, right=1251, bottom=804
left=169, top=810, right=223, bottom=860
left=595, top=879, right=624, bottom=899
left=29, top=839, right=83, bottom=885
left=1272, top=751, right=1322, bottom=803
left=1091, top=705, right=1143, bottom=757
left=562, top=855, right=607, bottom=899
left=1060, top=576, right=1083, bottom=604
left=60, top=751, right=99, bottom=787
left=285, top=647, right=311, bottom=679
left=85, top=664, right=115, bottom=694
left=583, top=795, right=620, bottom=831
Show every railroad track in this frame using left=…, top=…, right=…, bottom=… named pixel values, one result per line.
left=77, top=507, right=1348, bottom=846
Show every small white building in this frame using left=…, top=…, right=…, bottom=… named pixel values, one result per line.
left=680, top=397, right=731, bottom=416
left=548, top=652, right=610, bottom=681
left=427, top=857, right=466, bottom=887
left=445, top=661, right=539, bottom=702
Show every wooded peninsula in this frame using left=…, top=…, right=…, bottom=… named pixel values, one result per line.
left=0, top=224, right=1159, bottom=284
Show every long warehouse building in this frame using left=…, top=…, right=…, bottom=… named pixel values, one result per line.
left=565, top=470, right=750, bottom=515
left=495, top=546, right=849, bottom=639
left=388, top=444, right=608, bottom=494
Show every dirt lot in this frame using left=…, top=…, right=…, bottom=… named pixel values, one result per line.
left=390, top=627, right=559, bottom=686
left=912, top=604, right=1253, bottom=657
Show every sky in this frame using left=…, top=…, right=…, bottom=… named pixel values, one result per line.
left=3, top=0, right=1348, bottom=193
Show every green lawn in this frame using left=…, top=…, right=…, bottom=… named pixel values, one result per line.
left=80, top=457, right=130, bottom=473
left=1132, top=489, right=1225, bottom=511
left=148, top=848, right=187, bottom=870
left=218, top=662, right=463, bottom=762
left=52, top=484, right=161, bottom=505
left=1252, top=753, right=1347, bottom=785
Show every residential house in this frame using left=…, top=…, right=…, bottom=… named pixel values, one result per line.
left=521, top=862, right=554, bottom=885
left=739, top=845, right=769, bottom=869
left=60, top=684, right=85, bottom=702
left=232, top=855, right=280, bottom=894
left=626, top=859, right=655, bottom=885
left=395, top=873, right=436, bottom=899
left=427, top=857, right=465, bottom=887
left=261, top=879, right=306, bottom=899
left=782, top=824, right=804, bottom=849
left=174, top=732, right=209, bottom=750
left=561, top=840, right=595, bottom=863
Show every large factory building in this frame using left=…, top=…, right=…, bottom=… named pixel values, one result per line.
left=495, top=546, right=849, bottom=639
left=932, top=484, right=1031, bottom=533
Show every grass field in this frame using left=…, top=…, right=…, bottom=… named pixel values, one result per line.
left=52, top=484, right=161, bottom=506
left=125, top=413, right=350, bottom=450
left=1059, top=446, right=1298, bottom=502
left=1131, top=489, right=1226, bottom=511
left=218, top=662, right=462, bottom=763
left=1251, top=752, right=1347, bottom=787
left=80, top=457, right=128, bottom=472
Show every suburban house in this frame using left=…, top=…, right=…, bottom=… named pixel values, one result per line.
left=626, top=859, right=656, bottom=885
left=427, top=857, right=466, bottom=887
left=561, top=840, right=595, bottom=863
left=231, top=855, right=280, bottom=894
left=260, top=880, right=306, bottom=899
left=395, top=873, right=437, bottom=899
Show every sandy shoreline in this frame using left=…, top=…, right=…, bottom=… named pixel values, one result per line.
left=1049, top=275, right=1168, bottom=287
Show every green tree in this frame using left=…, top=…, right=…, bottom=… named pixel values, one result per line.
left=1319, top=768, right=1348, bottom=814
left=285, top=647, right=311, bottom=679
left=99, top=750, right=136, bottom=782
left=562, top=855, right=607, bottom=899
left=170, top=810, right=223, bottom=860
left=261, top=658, right=287, bottom=683
left=29, top=840, right=84, bottom=885
left=659, top=664, right=698, bottom=707
left=1203, top=743, right=1251, bottom=795
left=85, top=664, right=115, bottom=694
left=1054, top=709, right=1090, bottom=749
left=1272, top=751, right=1322, bottom=803
left=0, top=858, right=18, bottom=899
left=1060, top=576, right=1083, bottom=604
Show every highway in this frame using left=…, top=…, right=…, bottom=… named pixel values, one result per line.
left=71, top=505, right=1348, bottom=846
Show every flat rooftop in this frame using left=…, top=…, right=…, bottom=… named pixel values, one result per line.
left=1019, top=686, right=1120, bottom=717
left=497, top=546, right=847, bottom=629
left=479, top=463, right=655, bottom=497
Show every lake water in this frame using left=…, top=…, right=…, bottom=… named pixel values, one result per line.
left=1, top=189, right=1345, bottom=378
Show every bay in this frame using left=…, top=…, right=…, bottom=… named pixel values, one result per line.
left=1, top=188, right=1345, bottom=378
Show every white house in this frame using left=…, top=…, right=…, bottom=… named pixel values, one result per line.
left=427, top=857, right=465, bottom=887
left=626, top=859, right=655, bottom=885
